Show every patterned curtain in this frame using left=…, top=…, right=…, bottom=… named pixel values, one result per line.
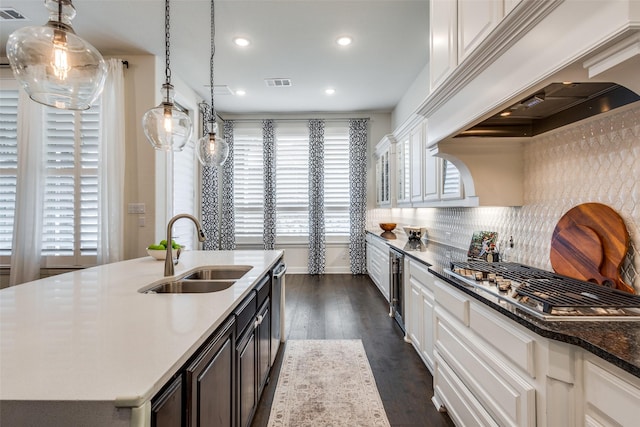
left=308, top=119, right=326, bottom=274
left=201, top=109, right=220, bottom=250
left=220, top=120, right=236, bottom=250
left=263, top=119, right=276, bottom=250
left=349, top=119, right=369, bottom=274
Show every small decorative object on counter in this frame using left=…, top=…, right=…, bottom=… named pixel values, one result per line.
left=403, top=226, right=427, bottom=241
left=468, top=230, right=498, bottom=261
left=502, top=236, right=515, bottom=262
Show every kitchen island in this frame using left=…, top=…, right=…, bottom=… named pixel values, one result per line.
left=0, top=250, right=284, bottom=426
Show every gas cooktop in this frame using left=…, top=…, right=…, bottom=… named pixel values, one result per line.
left=447, top=261, right=640, bottom=321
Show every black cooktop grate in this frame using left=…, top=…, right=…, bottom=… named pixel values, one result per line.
left=450, top=261, right=640, bottom=313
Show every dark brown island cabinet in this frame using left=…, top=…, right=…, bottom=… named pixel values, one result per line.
left=151, top=260, right=283, bottom=427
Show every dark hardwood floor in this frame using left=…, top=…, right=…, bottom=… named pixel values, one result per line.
left=251, top=274, right=455, bottom=427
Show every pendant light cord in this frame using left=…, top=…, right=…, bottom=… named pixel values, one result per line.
left=208, top=0, right=216, bottom=123
left=164, top=0, right=171, bottom=84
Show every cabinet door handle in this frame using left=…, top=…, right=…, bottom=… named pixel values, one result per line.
left=254, top=315, right=264, bottom=329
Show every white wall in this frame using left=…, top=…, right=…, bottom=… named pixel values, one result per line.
left=391, top=64, right=429, bottom=131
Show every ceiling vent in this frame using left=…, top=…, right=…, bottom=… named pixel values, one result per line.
left=205, top=85, right=234, bottom=95
left=265, top=78, right=292, bottom=87
left=0, top=8, right=27, bottom=21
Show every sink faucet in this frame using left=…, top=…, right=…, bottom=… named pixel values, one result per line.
left=164, top=214, right=207, bottom=276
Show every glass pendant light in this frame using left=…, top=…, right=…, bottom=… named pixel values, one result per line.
left=196, top=0, right=229, bottom=166
left=142, top=0, right=193, bottom=151
left=6, top=0, right=107, bottom=110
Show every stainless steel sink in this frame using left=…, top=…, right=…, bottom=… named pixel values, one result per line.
left=144, top=279, right=236, bottom=294
left=182, top=265, right=252, bottom=280
left=139, top=265, right=252, bottom=294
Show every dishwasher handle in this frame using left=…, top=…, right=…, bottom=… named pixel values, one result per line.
left=273, top=262, right=287, bottom=279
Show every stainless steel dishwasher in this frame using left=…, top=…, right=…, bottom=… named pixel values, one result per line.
left=271, top=260, right=287, bottom=365
left=389, top=248, right=405, bottom=332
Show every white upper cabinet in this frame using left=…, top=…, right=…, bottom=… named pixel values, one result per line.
left=429, top=0, right=458, bottom=91
left=423, top=146, right=440, bottom=202
left=396, top=138, right=411, bottom=206
left=375, top=135, right=396, bottom=208
left=410, top=125, right=424, bottom=203
left=457, top=0, right=504, bottom=63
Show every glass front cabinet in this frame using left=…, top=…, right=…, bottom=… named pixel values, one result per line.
left=375, top=135, right=396, bottom=207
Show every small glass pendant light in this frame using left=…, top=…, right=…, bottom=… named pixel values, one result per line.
left=141, top=0, right=193, bottom=151
left=196, top=0, right=229, bottom=166
left=196, top=119, right=229, bottom=166
left=6, top=0, right=107, bottom=110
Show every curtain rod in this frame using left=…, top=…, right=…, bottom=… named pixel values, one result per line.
left=122, top=60, right=129, bottom=69
left=222, top=117, right=370, bottom=123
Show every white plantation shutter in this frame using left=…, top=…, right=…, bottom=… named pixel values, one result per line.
left=275, top=123, right=309, bottom=237
left=324, top=124, right=350, bottom=236
left=232, top=120, right=351, bottom=242
left=0, top=89, right=18, bottom=256
left=42, top=105, right=99, bottom=258
left=233, top=124, right=264, bottom=239
left=173, top=143, right=197, bottom=249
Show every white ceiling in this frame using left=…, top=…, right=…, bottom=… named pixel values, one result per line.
left=0, top=0, right=429, bottom=115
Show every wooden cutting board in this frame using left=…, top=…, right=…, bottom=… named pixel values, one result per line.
left=550, top=203, right=635, bottom=294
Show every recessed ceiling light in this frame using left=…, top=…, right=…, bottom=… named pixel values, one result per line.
left=234, top=37, right=250, bottom=47
left=325, top=88, right=336, bottom=95
left=500, top=111, right=512, bottom=117
left=235, top=89, right=246, bottom=96
left=336, top=36, right=352, bottom=46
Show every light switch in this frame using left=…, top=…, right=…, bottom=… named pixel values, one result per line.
left=128, top=203, right=146, bottom=214
left=138, top=216, right=145, bottom=227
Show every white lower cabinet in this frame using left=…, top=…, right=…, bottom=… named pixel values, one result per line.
left=406, top=273, right=578, bottom=427
left=366, top=234, right=389, bottom=302
left=407, top=260, right=435, bottom=372
left=581, top=354, right=640, bottom=427
left=435, top=306, right=536, bottom=427
left=396, top=253, right=640, bottom=427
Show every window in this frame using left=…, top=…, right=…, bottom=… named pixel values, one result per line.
left=172, top=142, right=197, bottom=249
left=0, top=88, right=100, bottom=266
left=0, top=89, right=18, bottom=258
left=323, top=124, right=350, bottom=236
left=275, top=123, right=309, bottom=237
left=42, top=104, right=100, bottom=265
left=233, top=123, right=264, bottom=240
left=232, top=120, right=351, bottom=244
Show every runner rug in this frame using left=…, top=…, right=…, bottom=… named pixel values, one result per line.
left=267, top=339, right=391, bottom=427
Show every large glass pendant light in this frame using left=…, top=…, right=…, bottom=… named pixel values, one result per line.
left=6, top=0, right=107, bottom=110
left=196, top=0, right=229, bottom=166
left=142, top=0, right=193, bottom=151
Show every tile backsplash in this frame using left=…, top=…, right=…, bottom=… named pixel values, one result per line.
left=368, top=102, right=640, bottom=292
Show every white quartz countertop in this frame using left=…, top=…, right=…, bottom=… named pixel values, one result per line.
left=0, top=250, right=283, bottom=407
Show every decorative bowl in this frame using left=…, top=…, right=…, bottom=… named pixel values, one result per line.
left=147, top=249, right=167, bottom=260
left=379, top=222, right=397, bottom=232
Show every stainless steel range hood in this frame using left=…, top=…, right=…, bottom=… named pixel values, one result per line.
left=455, top=82, right=640, bottom=138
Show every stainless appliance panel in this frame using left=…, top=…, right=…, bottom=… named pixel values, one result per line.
left=389, top=248, right=405, bottom=331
